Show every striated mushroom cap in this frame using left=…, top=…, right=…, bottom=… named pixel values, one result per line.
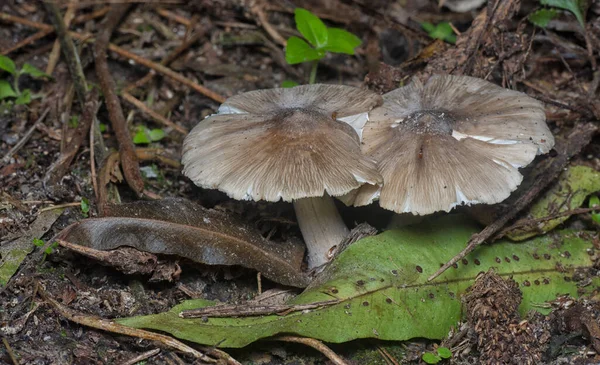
left=352, top=74, right=554, bottom=215
left=182, top=84, right=383, bottom=202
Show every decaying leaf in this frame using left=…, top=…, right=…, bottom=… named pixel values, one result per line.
left=57, top=198, right=309, bottom=287
left=506, top=165, right=600, bottom=240
left=1, top=208, right=63, bottom=287
left=117, top=215, right=600, bottom=348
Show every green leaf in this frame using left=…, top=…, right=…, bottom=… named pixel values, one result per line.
left=68, top=115, right=80, bottom=128
left=506, top=166, right=600, bottom=240
left=15, top=89, right=31, bottom=105
left=437, top=347, right=452, bottom=359
left=281, top=80, right=299, bottom=88
left=422, top=353, right=442, bottom=364
left=99, top=123, right=107, bottom=132
left=285, top=36, right=324, bottom=65
left=528, top=8, right=559, bottom=28
left=589, top=195, right=600, bottom=224
left=133, top=126, right=152, bottom=144
left=32, top=238, right=44, bottom=247
left=80, top=197, right=90, bottom=214
left=21, top=63, right=51, bottom=79
left=0, top=80, right=17, bottom=99
left=294, top=8, right=328, bottom=48
left=148, top=128, right=165, bottom=142
left=117, top=215, right=599, bottom=348
left=421, top=22, right=456, bottom=44
left=323, top=28, right=362, bottom=55
left=0, top=55, right=17, bottom=75
left=541, top=0, right=587, bottom=27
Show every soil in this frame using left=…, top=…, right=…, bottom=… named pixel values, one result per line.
left=1, top=0, right=600, bottom=364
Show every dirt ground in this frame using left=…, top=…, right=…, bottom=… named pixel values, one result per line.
left=1, top=0, right=600, bottom=364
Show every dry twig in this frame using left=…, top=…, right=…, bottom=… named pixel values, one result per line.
left=94, top=4, right=144, bottom=197
left=272, top=336, right=348, bottom=365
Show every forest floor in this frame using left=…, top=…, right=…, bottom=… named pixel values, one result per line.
left=1, top=0, right=600, bottom=364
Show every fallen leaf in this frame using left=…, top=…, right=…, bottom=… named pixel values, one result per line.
left=0, top=208, right=63, bottom=287
left=506, top=165, right=600, bottom=240
left=117, top=215, right=600, bottom=347
left=57, top=198, right=309, bottom=287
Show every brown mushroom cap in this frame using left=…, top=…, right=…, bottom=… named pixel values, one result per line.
left=182, top=84, right=383, bottom=202
left=353, top=75, right=554, bottom=215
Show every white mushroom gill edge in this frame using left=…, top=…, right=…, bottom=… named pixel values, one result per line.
left=293, top=194, right=350, bottom=268
left=338, top=112, right=369, bottom=140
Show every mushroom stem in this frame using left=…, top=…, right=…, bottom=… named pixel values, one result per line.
left=293, top=194, right=349, bottom=268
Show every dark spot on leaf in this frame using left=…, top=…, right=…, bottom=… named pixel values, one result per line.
left=391, top=269, right=398, bottom=276
left=461, top=259, right=468, bottom=265
left=344, top=304, right=351, bottom=309
left=474, top=258, right=480, bottom=265
left=512, top=255, right=520, bottom=261
left=564, top=251, right=571, bottom=258
left=362, top=301, right=369, bottom=306
left=495, top=257, right=501, bottom=263
left=330, top=288, right=339, bottom=294
left=386, top=298, right=393, bottom=304
left=416, top=265, right=423, bottom=273
left=544, top=254, right=551, bottom=260
left=533, top=253, right=540, bottom=259
left=522, top=280, right=531, bottom=287
left=534, top=280, right=540, bottom=285
left=448, top=292, right=455, bottom=298
left=504, top=257, right=511, bottom=263
left=428, top=293, right=435, bottom=299
left=543, top=278, right=550, bottom=284
left=452, top=263, right=458, bottom=269
left=356, top=280, right=365, bottom=286
left=564, top=276, right=572, bottom=282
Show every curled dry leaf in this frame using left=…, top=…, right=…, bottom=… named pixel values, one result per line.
left=57, top=198, right=309, bottom=287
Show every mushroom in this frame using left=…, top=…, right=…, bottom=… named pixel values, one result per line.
left=350, top=74, right=554, bottom=215
left=182, top=84, right=383, bottom=268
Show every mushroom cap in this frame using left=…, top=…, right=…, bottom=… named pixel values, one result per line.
left=352, top=74, right=554, bottom=215
left=182, top=84, right=383, bottom=202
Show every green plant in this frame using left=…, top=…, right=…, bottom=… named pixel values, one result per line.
left=529, top=0, right=587, bottom=28
left=33, top=238, right=59, bottom=263
left=0, top=55, right=50, bottom=105
left=285, top=8, right=362, bottom=84
left=420, top=22, right=456, bottom=44
left=133, top=125, right=165, bottom=144
left=80, top=197, right=90, bottom=217
left=589, top=195, right=600, bottom=224
left=422, top=347, right=452, bottom=364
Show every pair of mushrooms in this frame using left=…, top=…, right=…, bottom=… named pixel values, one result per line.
left=182, top=75, right=554, bottom=269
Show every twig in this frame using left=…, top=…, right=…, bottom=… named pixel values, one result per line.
left=39, top=202, right=81, bottom=213
left=428, top=123, right=599, bottom=281
left=36, top=285, right=234, bottom=364
left=251, top=4, right=287, bottom=46
left=90, top=118, right=98, bottom=200
left=46, top=3, right=76, bottom=75
left=496, top=207, right=600, bottom=239
left=43, top=3, right=87, bottom=107
left=44, top=89, right=100, bottom=186
left=95, top=4, right=144, bottom=197
left=272, top=336, right=348, bottom=365
left=122, top=92, right=187, bottom=134
left=120, top=349, right=160, bottom=365
left=2, top=29, right=52, bottom=55
left=155, top=8, right=191, bottom=27
left=1, top=109, right=50, bottom=165
left=0, top=12, right=225, bottom=103
left=180, top=300, right=339, bottom=318
left=2, top=338, right=19, bottom=365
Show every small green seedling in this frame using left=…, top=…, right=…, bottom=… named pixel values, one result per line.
left=589, top=195, right=600, bottom=224
left=80, top=197, right=90, bottom=217
left=285, top=8, right=362, bottom=84
left=420, top=22, right=456, bottom=44
left=0, top=55, right=50, bottom=105
left=133, top=125, right=165, bottom=144
left=422, top=347, right=452, bottom=364
left=33, top=238, right=59, bottom=263
left=529, top=0, right=587, bottom=28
